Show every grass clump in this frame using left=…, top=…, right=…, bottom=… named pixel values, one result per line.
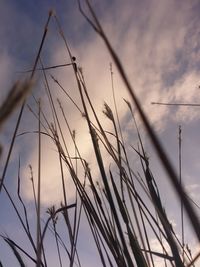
left=0, top=2, right=199, bottom=267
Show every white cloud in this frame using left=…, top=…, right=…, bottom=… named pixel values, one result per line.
left=12, top=0, right=199, bottom=207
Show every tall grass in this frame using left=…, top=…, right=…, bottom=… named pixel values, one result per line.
left=0, top=2, right=199, bottom=267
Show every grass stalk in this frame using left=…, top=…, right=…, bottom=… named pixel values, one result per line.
left=36, top=100, right=42, bottom=267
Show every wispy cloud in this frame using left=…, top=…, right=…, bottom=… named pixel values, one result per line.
left=6, top=0, right=199, bottom=205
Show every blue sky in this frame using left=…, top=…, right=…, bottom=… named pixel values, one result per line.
left=1, top=0, right=200, bottom=266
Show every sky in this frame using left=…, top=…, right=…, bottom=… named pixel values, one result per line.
left=1, top=0, right=200, bottom=266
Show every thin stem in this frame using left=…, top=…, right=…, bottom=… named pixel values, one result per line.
left=152, top=102, right=200, bottom=107
left=179, top=125, right=185, bottom=262
left=36, top=100, right=42, bottom=267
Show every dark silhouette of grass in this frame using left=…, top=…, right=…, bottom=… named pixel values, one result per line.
left=0, top=2, right=199, bottom=267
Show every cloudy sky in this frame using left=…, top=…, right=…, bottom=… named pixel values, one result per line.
left=0, top=0, right=200, bottom=266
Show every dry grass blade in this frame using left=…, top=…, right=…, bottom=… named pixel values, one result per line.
left=151, top=102, right=200, bottom=107
left=141, top=249, right=174, bottom=261
left=36, top=100, right=42, bottom=267
left=47, top=206, right=63, bottom=267
left=17, top=157, right=32, bottom=238
left=40, top=204, right=76, bottom=261
left=2, top=237, right=26, bottom=267
left=186, top=249, right=200, bottom=267
left=109, top=170, right=148, bottom=267
left=2, top=235, right=38, bottom=265
left=1, top=182, right=37, bottom=253
left=0, top=80, right=33, bottom=129
left=18, top=62, right=73, bottom=73
left=144, top=164, right=184, bottom=267
left=51, top=75, right=83, bottom=115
